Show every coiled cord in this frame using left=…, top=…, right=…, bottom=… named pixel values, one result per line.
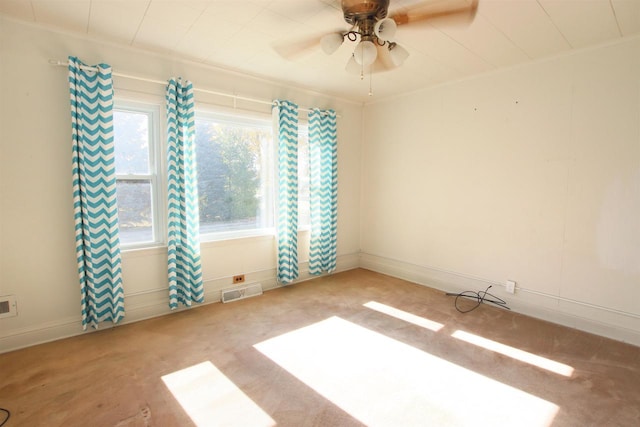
left=446, top=285, right=510, bottom=313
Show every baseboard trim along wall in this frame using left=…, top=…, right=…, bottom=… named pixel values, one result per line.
left=359, top=252, right=640, bottom=347
left=4, top=251, right=637, bottom=352
left=0, top=252, right=361, bottom=353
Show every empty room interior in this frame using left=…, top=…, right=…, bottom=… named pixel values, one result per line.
left=0, top=1, right=639, bottom=426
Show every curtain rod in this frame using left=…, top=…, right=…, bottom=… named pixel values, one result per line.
left=49, top=59, right=340, bottom=117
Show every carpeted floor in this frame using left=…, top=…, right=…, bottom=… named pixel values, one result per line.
left=1, top=268, right=638, bottom=426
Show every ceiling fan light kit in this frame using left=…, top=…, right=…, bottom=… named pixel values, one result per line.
left=320, top=32, right=345, bottom=55
left=321, top=1, right=407, bottom=75
left=353, top=39, right=378, bottom=66
left=278, top=1, right=479, bottom=95
left=345, top=55, right=362, bottom=74
left=374, top=17, right=397, bottom=41
left=388, top=42, right=410, bottom=67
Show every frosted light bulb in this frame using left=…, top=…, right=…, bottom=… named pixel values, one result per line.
left=320, top=33, right=343, bottom=55
left=353, top=40, right=377, bottom=66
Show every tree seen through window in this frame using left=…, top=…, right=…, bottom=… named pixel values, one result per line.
left=195, top=118, right=272, bottom=233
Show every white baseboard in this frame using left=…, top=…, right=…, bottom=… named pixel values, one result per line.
left=5, top=251, right=636, bottom=353
left=0, top=252, right=360, bottom=353
left=360, top=253, right=640, bottom=347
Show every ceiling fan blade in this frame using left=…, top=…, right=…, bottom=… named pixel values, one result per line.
left=390, top=0, right=478, bottom=27
left=272, top=34, right=325, bottom=60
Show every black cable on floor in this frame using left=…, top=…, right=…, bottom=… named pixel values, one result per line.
left=0, top=408, right=9, bottom=427
left=446, top=285, right=510, bottom=313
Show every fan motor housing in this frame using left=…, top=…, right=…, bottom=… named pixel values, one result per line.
left=342, top=0, right=389, bottom=24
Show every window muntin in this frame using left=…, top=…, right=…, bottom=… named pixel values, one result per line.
left=113, top=102, right=163, bottom=247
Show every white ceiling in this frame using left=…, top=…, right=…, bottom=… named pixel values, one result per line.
left=1, top=0, right=639, bottom=103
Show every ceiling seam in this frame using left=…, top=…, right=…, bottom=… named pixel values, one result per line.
left=424, top=16, right=496, bottom=71
left=130, top=0, right=152, bottom=47
left=536, top=0, right=573, bottom=49
left=608, top=0, right=624, bottom=37
left=397, top=38, right=468, bottom=78
left=173, top=3, right=209, bottom=51
left=477, top=10, right=532, bottom=61
left=86, top=0, right=91, bottom=34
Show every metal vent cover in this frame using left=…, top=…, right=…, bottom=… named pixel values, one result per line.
left=221, top=283, right=263, bottom=303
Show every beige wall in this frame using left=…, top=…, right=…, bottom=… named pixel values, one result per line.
left=361, top=36, right=640, bottom=345
left=0, top=18, right=363, bottom=351
left=2, top=16, right=639, bottom=351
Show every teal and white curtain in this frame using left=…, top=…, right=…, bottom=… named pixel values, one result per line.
left=69, top=56, right=124, bottom=329
left=166, top=78, right=204, bottom=308
left=274, top=100, right=299, bottom=284
left=309, top=109, right=338, bottom=275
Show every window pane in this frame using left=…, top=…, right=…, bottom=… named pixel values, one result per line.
left=114, top=110, right=150, bottom=174
left=195, top=117, right=273, bottom=234
left=117, top=180, right=153, bottom=244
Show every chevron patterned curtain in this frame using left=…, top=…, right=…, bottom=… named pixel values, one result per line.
left=274, top=100, right=299, bottom=284
left=309, top=109, right=338, bottom=275
left=166, top=78, right=204, bottom=309
left=69, top=56, right=124, bottom=330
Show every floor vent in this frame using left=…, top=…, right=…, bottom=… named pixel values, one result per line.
left=221, top=283, right=263, bottom=303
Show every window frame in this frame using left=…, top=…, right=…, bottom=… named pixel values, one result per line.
left=113, top=98, right=166, bottom=250
left=112, top=96, right=312, bottom=249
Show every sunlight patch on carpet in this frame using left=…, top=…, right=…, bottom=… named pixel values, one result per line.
left=162, top=361, right=275, bottom=427
left=255, top=316, right=558, bottom=427
left=452, top=330, right=575, bottom=377
left=363, top=301, right=444, bottom=331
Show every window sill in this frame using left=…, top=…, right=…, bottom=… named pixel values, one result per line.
left=200, top=228, right=276, bottom=245
left=121, top=227, right=311, bottom=255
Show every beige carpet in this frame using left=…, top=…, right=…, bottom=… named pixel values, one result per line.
left=1, top=269, right=638, bottom=426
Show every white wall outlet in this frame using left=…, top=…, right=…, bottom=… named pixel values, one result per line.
left=505, top=280, right=516, bottom=294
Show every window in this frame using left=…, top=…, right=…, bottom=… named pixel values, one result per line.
left=114, top=99, right=310, bottom=248
left=195, top=111, right=275, bottom=239
left=113, top=101, right=163, bottom=247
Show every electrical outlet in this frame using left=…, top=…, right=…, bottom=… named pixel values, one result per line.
left=505, top=280, right=516, bottom=294
left=233, top=274, right=245, bottom=284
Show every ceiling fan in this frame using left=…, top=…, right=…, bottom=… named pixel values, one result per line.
left=275, top=0, right=479, bottom=76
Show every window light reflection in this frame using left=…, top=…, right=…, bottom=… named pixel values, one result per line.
left=452, top=330, right=575, bottom=377
left=255, top=316, right=558, bottom=426
left=161, top=361, right=275, bottom=427
left=363, top=301, right=444, bottom=331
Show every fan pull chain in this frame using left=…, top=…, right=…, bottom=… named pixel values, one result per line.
left=369, top=69, right=373, bottom=96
